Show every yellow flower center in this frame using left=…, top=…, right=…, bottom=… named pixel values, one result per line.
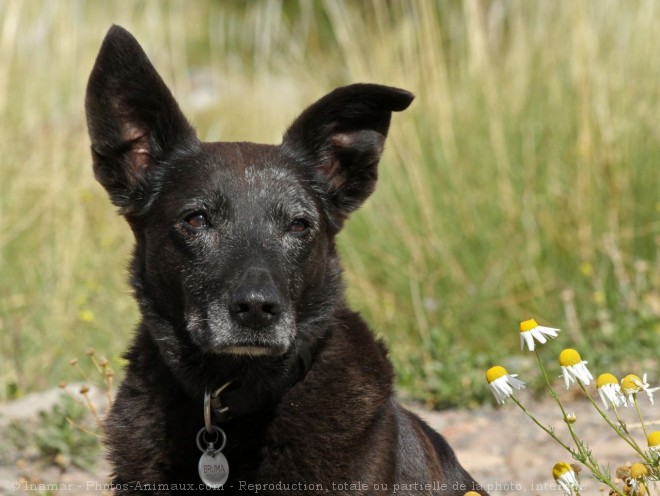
left=463, top=492, right=481, bottom=496
left=630, top=463, right=649, bottom=479
left=648, top=431, right=660, bottom=448
left=596, top=373, right=618, bottom=389
left=559, top=348, right=582, bottom=367
left=552, top=462, right=573, bottom=480
left=486, top=366, right=508, bottom=384
left=520, top=319, right=538, bottom=332
left=621, top=374, right=642, bottom=393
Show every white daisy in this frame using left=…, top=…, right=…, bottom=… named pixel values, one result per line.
left=621, top=373, right=660, bottom=405
left=486, top=365, right=526, bottom=404
left=552, top=462, right=581, bottom=496
left=519, top=318, right=560, bottom=351
left=558, top=349, right=593, bottom=389
left=596, top=372, right=627, bottom=410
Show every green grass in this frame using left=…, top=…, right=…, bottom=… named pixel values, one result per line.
left=1, top=0, right=658, bottom=407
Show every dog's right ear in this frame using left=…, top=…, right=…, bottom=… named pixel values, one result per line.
left=85, top=25, right=197, bottom=215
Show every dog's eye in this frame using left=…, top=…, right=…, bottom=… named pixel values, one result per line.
left=288, top=218, right=310, bottom=234
left=184, top=213, right=209, bottom=230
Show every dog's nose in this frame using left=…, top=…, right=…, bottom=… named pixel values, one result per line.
left=229, top=269, right=282, bottom=329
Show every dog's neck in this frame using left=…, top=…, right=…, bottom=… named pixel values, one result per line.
left=208, top=336, right=318, bottom=423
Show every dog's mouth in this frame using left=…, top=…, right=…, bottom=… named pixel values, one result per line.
left=221, top=345, right=281, bottom=357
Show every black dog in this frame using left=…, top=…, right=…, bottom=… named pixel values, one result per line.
left=86, top=25, right=487, bottom=495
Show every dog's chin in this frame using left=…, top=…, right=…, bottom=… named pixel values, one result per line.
left=197, top=323, right=295, bottom=357
left=220, top=345, right=282, bottom=357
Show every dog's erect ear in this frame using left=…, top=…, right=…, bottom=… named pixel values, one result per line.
left=282, top=84, right=413, bottom=224
left=85, top=25, right=197, bottom=215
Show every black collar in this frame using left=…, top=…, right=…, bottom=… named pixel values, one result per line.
left=209, top=337, right=318, bottom=423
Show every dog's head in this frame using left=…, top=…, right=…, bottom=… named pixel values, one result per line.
left=86, top=26, right=413, bottom=359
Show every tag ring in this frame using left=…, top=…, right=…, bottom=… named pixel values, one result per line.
left=196, top=425, right=226, bottom=454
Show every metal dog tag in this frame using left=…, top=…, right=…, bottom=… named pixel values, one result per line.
left=198, top=449, right=229, bottom=488
left=196, top=425, right=229, bottom=488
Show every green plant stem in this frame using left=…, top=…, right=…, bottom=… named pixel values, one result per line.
left=89, top=355, right=103, bottom=374
left=510, top=395, right=624, bottom=495
left=81, top=390, right=102, bottom=429
left=629, top=393, right=649, bottom=440
left=578, top=382, right=649, bottom=462
left=509, top=396, right=572, bottom=451
left=105, top=375, right=114, bottom=408
left=73, top=363, right=91, bottom=383
left=532, top=351, right=625, bottom=496
left=534, top=351, right=583, bottom=446
left=65, top=416, right=101, bottom=439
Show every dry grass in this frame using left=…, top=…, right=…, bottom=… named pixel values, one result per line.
left=1, top=0, right=658, bottom=406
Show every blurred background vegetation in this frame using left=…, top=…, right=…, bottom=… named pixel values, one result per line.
left=1, top=0, right=658, bottom=409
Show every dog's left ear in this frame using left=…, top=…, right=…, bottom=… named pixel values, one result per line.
left=282, top=84, right=414, bottom=224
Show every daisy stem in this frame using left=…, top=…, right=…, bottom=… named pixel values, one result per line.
left=632, top=394, right=649, bottom=439
left=612, top=408, right=655, bottom=466
left=533, top=349, right=561, bottom=405
left=510, top=395, right=625, bottom=495
left=533, top=351, right=624, bottom=495
left=509, top=395, right=572, bottom=452
left=578, top=382, right=649, bottom=461
left=533, top=350, right=580, bottom=443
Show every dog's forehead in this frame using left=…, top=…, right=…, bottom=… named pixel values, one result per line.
left=242, top=164, right=301, bottom=200
left=198, top=141, right=313, bottom=207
